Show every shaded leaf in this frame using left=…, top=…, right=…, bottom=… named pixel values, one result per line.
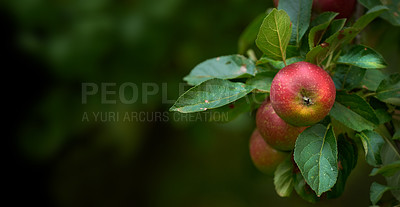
left=327, top=135, right=358, bottom=198
left=369, top=97, right=392, bottom=125
left=278, top=0, right=312, bottom=45
left=361, top=69, right=388, bottom=91
left=306, top=6, right=387, bottom=65
left=286, top=45, right=301, bottom=58
left=323, top=18, right=346, bottom=40
left=294, top=124, right=338, bottom=196
left=256, top=9, right=292, bottom=62
left=246, top=72, right=276, bottom=93
left=357, top=130, right=385, bottom=167
left=349, top=6, right=388, bottom=41
left=394, top=130, right=400, bottom=140
left=256, top=55, right=304, bottom=70
left=308, top=12, right=338, bottom=49
left=370, top=182, right=392, bottom=205
left=332, top=64, right=366, bottom=90
left=293, top=173, right=319, bottom=203
left=170, top=79, right=255, bottom=113
left=306, top=27, right=357, bottom=65
left=183, top=55, right=256, bottom=86
left=201, top=93, right=267, bottom=123
left=274, top=157, right=294, bottom=197
left=375, top=73, right=400, bottom=106
left=370, top=161, right=400, bottom=177
left=337, top=45, right=387, bottom=69
left=381, top=142, right=400, bottom=201
left=374, top=108, right=392, bottom=124
left=329, top=92, right=379, bottom=132
left=359, top=0, right=400, bottom=26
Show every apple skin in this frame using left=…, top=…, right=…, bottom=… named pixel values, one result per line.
left=249, top=129, right=289, bottom=175
left=274, top=0, right=356, bottom=19
left=256, top=99, right=308, bottom=151
left=312, top=0, right=356, bottom=19
left=273, top=0, right=279, bottom=7
left=270, top=61, right=336, bottom=127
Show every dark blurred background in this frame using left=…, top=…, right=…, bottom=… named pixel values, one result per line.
left=3, top=0, right=399, bottom=206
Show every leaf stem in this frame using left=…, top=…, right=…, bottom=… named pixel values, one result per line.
left=376, top=125, right=400, bottom=159
left=324, top=52, right=334, bottom=70
left=363, top=92, right=376, bottom=98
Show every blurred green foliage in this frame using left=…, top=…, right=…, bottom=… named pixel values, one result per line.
left=3, top=0, right=398, bottom=206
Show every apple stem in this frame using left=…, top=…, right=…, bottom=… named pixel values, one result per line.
left=302, top=96, right=313, bottom=106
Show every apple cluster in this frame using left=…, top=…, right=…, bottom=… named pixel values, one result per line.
left=250, top=61, right=336, bottom=175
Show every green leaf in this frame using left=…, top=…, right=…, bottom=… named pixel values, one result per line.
left=277, top=0, right=312, bottom=45
left=359, top=0, right=400, bottom=26
left=330, top=92, right=379, bottom=132
left=170, top=79, right=255, bottom=113
left=332, top=64, right=366, bottom=90
left=286, top=45, right=301, bottom=58
left=299, top=31, right=311, bottom=58
left=370, top=160, right=400, bottom=177
left=246, top=72, right=276, bottom=93
left=306, top=27, right=357, bottom=65
left=357, top=130, right=385, bottom=167
left=253, top=64, right=278, bottom=74
left=238, top=13, right=267, bottom=54
left=202, top=93, right=267, bottom=123
left=323, top=18, right=346, bottom=40
left=394, top=130, right=400, bottom=140
left=293, top=173, right=320, bottom=203
left=375, top=108, right=392, bottom=125
left=256, top=55, right=304, bottom=70
left=350, top=5, right=388, bottom=40
left=183, top=55, right=257, bottom=86
left=327, top=135, right=358, bottom=198
left=381, top=143, right=400, bottom=201
left=369, top=97, right=392, bottom=125
left=274, top=157, right=294, bottom=197
left=308, top=12, right=338, bottom=49
left=375, top=73, right=400, bottom=106
left=306, top=6, right=387, bottom=65
left=256, top=9, right=292, bottom=62
left=370, top=182, right=392, bottom=205
left=294, top=124, right=338, bottom=196
left=361, top=69, right=388, bottom=91
left=337, top=45, right=387, bottom=69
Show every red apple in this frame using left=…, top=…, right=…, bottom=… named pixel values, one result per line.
left=313, top=0, right=356, bottom=19
left=273, top=0, right=279, bottom=7
left=274, top=0, right=356, bottom=19
left=249, top=129, right=289, bottom=175
left=256, top=99, right=308, bottom=151
left=270, top=61, right=336, bottom=126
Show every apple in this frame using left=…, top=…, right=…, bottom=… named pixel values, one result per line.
left=256, top=99, right=308, bottom=151
left=273, top=0, right=356, bottom=19
left=312, top=0, right=356, bottom=19
left=270, top=61, right=336, bottom=126
left=249, top=129, right=289, bottom=175
left=273, top=0, right=279, bottom=7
